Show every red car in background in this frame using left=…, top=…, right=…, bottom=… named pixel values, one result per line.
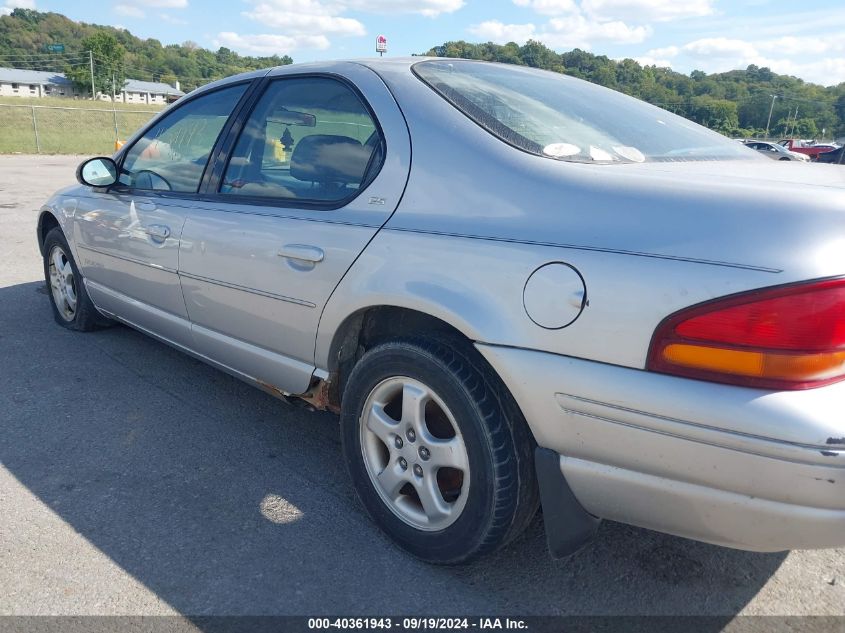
left=779, top=139, right=839, bottom=160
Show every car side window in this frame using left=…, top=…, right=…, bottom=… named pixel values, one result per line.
left=220, top=77, right=383, bottom=203
left=120, top=84, right=248, bottom=193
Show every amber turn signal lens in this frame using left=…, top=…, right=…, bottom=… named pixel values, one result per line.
left=662, top=344, right=845, bottom=383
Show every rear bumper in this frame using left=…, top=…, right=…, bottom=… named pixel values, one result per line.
left=477, top=344, right=845, bottom=552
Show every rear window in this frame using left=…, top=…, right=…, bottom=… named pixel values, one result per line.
left=413, top=60, right=757, bottom=164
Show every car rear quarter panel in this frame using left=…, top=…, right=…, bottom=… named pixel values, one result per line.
left=317, top=64, right=845, bottom=376
left=315, top=228, right=782, bottom=374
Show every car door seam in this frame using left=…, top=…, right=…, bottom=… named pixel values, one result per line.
left=311, top=62, right=416, bottom=372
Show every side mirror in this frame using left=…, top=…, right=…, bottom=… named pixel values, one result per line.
left=76, top=157, right=118, bottom=188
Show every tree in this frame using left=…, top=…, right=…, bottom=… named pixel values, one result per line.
left=65, top=32, right=126, bottom=98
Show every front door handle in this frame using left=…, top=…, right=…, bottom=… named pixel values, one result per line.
left=145, top=224, right=171, bottom=242
left=277, top=244, right=324, bottom=264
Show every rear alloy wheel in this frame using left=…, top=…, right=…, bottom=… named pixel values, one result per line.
left=42, top=227, right=111, bottom=331
left=359, top=375, right=471, bottom=531
left=341, top=336, right=538, bottom=564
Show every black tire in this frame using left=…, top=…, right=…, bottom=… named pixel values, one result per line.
left=340, top=336, right=539, bottom=564
left=779, top=157, right=791, bottom=161
left=42, top=227, right=110, bottom=331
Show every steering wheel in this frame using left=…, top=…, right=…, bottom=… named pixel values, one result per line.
left=133, top=170, right=173, bottom=192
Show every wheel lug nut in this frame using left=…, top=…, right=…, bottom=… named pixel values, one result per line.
left=406, top=428, right=416, bottom=443
left=419, top=447, right=430, bottom=461
left=413, top=464, right=423, bottom=477
left=394, top=436, right=403, bottom=449
left=398, top=457, right=408, bottom=470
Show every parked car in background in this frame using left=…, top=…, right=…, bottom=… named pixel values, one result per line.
left=742, top=140, right=809, bottom=161
left=817, top=146, right=845, bottom=165
left=779, top=139, right=839, bottom=160
left=36, top=59, right=845, bottom=564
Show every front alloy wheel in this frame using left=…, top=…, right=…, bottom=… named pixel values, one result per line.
left=48, top=245, right=78, bottom=322
left=42, top=226, right=110, bottom=331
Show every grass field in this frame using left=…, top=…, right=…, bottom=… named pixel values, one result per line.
left=0, top=96, right=162, bottom=154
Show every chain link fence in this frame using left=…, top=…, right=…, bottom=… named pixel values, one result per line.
left=0, top=103, right=161, bottom=154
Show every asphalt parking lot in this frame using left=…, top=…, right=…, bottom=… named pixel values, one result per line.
left=0, top=154, right=843, bottom=619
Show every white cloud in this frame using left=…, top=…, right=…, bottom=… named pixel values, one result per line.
left=512, top=0, right=577, bottom=15
left=756, top=34, right=845, bottom=57
left=645, top=45, right=679, bottom=58
left=342, top=0, right=464, bottom=17
left=639, top=35, right=845, bottom=86
left=141, top=0, right=187, bottom=6
left=471, top=14, right=648, bottom=49
left=243, top=1, right=365, bottom=37
left=632, top=45, right=677, bottom=67
left=469, top=20, right=537, bottom=43
left=682, top=37, right=758, bottom=59
left=632, top=56, right=672, bottom=67
left=113, top=0, right=187, bottom=19
left=500, top=0, right=653, bottom=50
left=581, top=0, right=714, bottom=22
left=159, top=12, right=187, bottom=24
left=2, top=0, right=35, bottom=13
left=215, top=31, right=330, bottom=54
left=244, top=0, right=367, bottom=35
left=762, top=57, right=845, bottom=86
left=545, top=14, right=650, bottom=46
left=115, top=4, right=145, bottom=18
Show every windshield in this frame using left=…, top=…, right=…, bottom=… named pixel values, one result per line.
left=413, top=60, right=756, bottom=164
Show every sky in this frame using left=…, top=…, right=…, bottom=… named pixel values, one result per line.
left=3, top=0, right=845, bottom=86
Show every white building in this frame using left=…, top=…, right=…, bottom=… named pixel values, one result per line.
left=114, top=78, right=184, bottom=105
left=0, top=68, right=185, bottom=103
left=0, top=68, right=81, bottom=98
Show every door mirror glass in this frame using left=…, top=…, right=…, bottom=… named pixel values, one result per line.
left=77, top=157, right=118, bottom=187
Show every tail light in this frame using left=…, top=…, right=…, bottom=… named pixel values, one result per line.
left=647, top=278, right=845, bottom=390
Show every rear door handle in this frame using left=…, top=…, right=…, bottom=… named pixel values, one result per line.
left=145, top=224, right=171, bottom=242
left=277, top=244, right=324, bottom=263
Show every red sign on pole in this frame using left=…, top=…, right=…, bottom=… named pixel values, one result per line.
left=376, top=35, right=388, bottom=55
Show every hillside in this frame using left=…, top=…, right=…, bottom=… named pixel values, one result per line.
left=0, top=8, right=291, bottom=93
left=425, top=41, right=845, bottom=140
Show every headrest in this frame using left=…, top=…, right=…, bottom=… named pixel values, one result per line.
left=290, top=134, right=372, bottom=184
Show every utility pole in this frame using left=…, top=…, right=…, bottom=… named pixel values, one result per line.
left=111, top=71, right=119, bottom=145
left=89, top=50, right=96, bottom=100
left=789, top=106, right=799, bottom=137
left=764, top=94, right=777, bottom=139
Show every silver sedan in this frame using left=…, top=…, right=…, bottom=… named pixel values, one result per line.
left=742, top=139, right=810, bottom=161
left=37, top=58, right=845, bottom=564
